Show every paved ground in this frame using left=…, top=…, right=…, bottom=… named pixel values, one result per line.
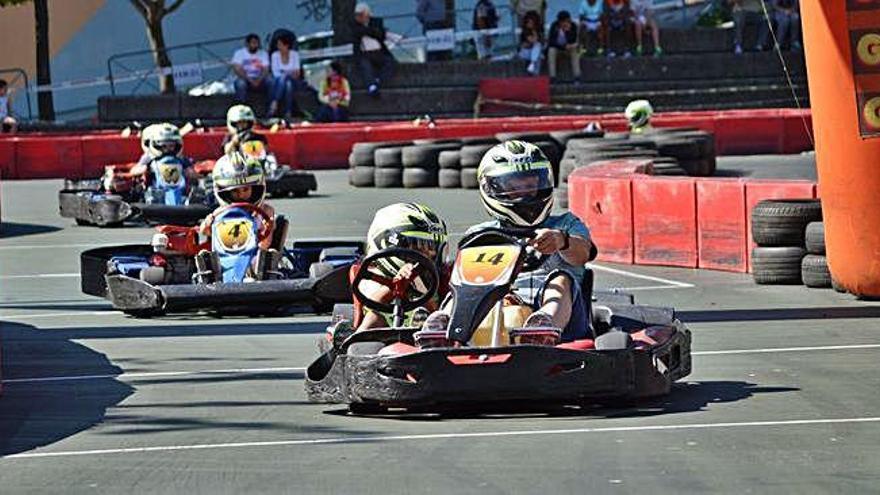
left=1, top=169, right=879, bottom=494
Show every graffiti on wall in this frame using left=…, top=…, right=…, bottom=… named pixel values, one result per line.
left=296, top=0, right=330, bottom=22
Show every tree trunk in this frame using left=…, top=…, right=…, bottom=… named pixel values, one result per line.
left=145, top=12, right=175, bottom=93
left=33, top=0, right=55, bottom=121
left=444, top=0, right=456, bottom=28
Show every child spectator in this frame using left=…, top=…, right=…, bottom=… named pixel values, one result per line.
left=603, top=0, right=635, bottom=58
left=578, top=0, right=605, bottom=56
left=547, top=11, right=581, bottom=83
left=317, top=62, right=351, bottom=123
left=473, top=0, right=499, bottom=60
left=270, top=34, right=309, bottom=119
left=632, top=0, right=662, bottom=56
left=518, top=10, right=544, bottom=76
left=728, top=0, right=770, bottom=54
left=771, top=0, right=801, bottom=50
left=0, top=79, right=17, bottom=134
left=231, top=34, right=274, bottom=111
left=351, top=2, right=398, bottom=96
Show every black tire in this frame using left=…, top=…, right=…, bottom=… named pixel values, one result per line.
left=438, top=168, right=462, bottom=188
left=460, top=167, right=479, bottom=189
left=459, top=136, right=498, bottom=145
left=75, top=218, right=92, bottom=226
left=413, top=139, right=460, bottom=146
left=802, top=254, right=832, bottom=288
left=348, top=402, right=388, bottom=415
left=679, top=157, right=716, bottom=177
left=438, top=150, right=461, bottom=169
left=374, top=167, right=403, bottom=188
left=551, top=129, right=604, bottom=146
left=374, top=147, right=404, bottom=168
left=351, top=140, right=410, bottom=155
left=752, top=246, right=806, bottom=285
left=654, top=137, right=704, bottom=161
left=805, top=221, right=825, bottom=255
left=348, top=166, right=375, bottom=187
left=535, top=140, right=561, bottom=185
left=752, top=199, right=822, bottom=247
left=652, top=164, right=689, bottom=176
left=348, top=150, right=374, bottom=168
left=460, top=143, right=496, bottom=168
left=402, top=167, right=438, bottom=188
left=495, top=132, right=552, bottom=143
left=402, top=143, right=459, bottom=168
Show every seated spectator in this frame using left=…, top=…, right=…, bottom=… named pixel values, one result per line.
left=603, top=0, right=635, bottom=58
left=632, top=0, right=662, bottom=56
left=518, top=10, right=544, bottom=76
left=771, top=0, right=801, bottom=50
left=511, top=0, right=546, bottom=27
left=317, top=62, right=351, bottom=123
left=270, top=34, right=310, bottom=119
left=351, top=2, right=397, bottom=96
left=0, top=79, right=17, bottom=134
left=231, top=34, right=274, bottom=112
left=547, top=10, right=581, bottom=83
left=417, top=0, right=451, bottom=61
left=473, top=0, right=499, bottom=60
left=578, top=0, right=606, bottom=56
left=728, top=0, right=770, bottom=54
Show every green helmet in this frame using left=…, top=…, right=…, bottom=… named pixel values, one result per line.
left=211, top=152, right=266, bottom=206
left=477, top=140, right=554, bottom=227
left=226, top=104, right=256, bottom=135
left=625, top=99, right=654, bottom=133
left=366, top=203, right=448, bottom=276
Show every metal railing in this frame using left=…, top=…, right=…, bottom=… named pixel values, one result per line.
left=0, top=68, right=32, bottom=120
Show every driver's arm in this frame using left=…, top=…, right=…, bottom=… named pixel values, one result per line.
left=559, top=234, right=593, bottom=266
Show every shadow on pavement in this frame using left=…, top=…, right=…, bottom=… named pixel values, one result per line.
left=0, top=321, right=134, bottom=456
left=35, top=320, right=327, bottom=340
left=322, top=381, right=797, bottom=421
left=0, top=222, right=62, bottom=239
left=679, top=306, right=880, bottom=323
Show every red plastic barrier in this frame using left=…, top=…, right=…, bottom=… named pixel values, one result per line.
left=183, top=132, right=225, bottom=161
left=265, top=132, right=295, bottom=166
left=714, top=110, right=785, bottom=155
left=0, top=139, right=15, bottom=179
left=293, top=127, right=368, bottom=169
left=632, top=176, right=698, bottom=268
left=14, top=137, right=84, bottom=178
left=781, top=109, right=814, bottom=154
left=696, top=178, right=748, bottom=272
left=81, top=135, right=141, bottom=176
left=745, top=179, right=817, bottom=271
left=568, top=171, right=634, bottom=264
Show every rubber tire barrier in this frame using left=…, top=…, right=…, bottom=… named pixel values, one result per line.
left=460, top=144, right=496, bottom=168
left=349, top=166, right=375, bottom=187
left=459, top=136, right=498, bottom=145
left=802, top=254, right=832, bottom=288
left=805, top=221, right=825, bottom=255
left=751, top=199, right=822, bottom=247
left=652, top=164, right=689, bottom=176
left=438, top=168, right=462, bottom=188
left=460, top=167, right=479, bottom=189
left=496, top=132, right=553, bottom=144
left=402, top=143, right=459, bottom=169
left=349, top=150, right=375, bottom=168
left=374, top=147, right=404, bottom=168
left=438, top=150, right=461, bottom=169
left=374, top=167, right=403, bottom=188
left=752, top=246, right=806, bottom=285
left=680, top=157, right=717, bottom=177
left=402, top=167, right=439, bottom=188
left=550, top=129, right=604, bottom=146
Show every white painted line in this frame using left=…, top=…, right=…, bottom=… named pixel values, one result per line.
left=0, top=310, right=121, bottom=320
left=0, top=273, right=79, bottom=280
left=0, top=243, right=103, bottom=251
left=610, top=285, right=693, bottom=292
left=1, top=366, right=305, bottom=385
left=7, top=416, right=880, bottom=460
left=694, top=343, right=880, bottom=356
left=590, top=264, right=695, bottom=288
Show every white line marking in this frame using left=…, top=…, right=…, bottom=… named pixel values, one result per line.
left=7, top=416, right=880, bottom=460
left=590, top=264, right=695, bottom=288
left=609, top=285, right=693, bottom=292
left=0, top=243, right=103, bottom=251
left=0, top=310, right=121, bottom=319
left=0, top=273, right=79, bottom=280
left=694, top=343, right=880, bottom=356
left=1, top=366, right=305, bottom=384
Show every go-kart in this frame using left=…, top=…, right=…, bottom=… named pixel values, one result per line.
left=80, top=202, right=362, bottom=316
left=206, top=136, right=317, bottom=198
left=305, top=227, right=692, bottom=413
left=59, top=156, right=215, bottom=227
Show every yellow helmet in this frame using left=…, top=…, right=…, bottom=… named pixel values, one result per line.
left=366, top=203, right=448, bottom=276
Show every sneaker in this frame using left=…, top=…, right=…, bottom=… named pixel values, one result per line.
left=527, top=61, right=538, bottom=75
left=635, top=44, right=643, bottom=56
left=596, top=47, right=605, bottom=56
left=622, top=51, right=632, bottom=59
left=422, top=311, right=450, bottom=333
left=734, top=44, right=743, bottom=55
left=524, top=310, right=554, bottom=328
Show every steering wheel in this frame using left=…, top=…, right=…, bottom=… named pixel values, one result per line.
left=457, top=226, right=548, bottom=272
left=351, top=247, right=439, bottom=315
left=210, top=202, right=274, bottom=244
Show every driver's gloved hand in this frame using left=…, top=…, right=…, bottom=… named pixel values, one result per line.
left=410, top=307, right=430, bottom=328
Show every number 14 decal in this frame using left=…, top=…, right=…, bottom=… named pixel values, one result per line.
left=474, top=252, right=505, bottom=265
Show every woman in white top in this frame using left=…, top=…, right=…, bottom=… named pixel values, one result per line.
left=269, top=35, right=308, bottom=118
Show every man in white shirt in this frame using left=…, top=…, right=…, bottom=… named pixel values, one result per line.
left=351, top=3, right=397, bottom=96
left=231, top=33, right=274, bottom=111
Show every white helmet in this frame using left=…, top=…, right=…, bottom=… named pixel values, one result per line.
left=211, top=152, right=266, bottom=206
left=625, top=100, right=654, bottom=133
left=143, top=122, right=183, bottom=159
left=226, top=104, right=256, bottom=135
left=139, top=124, right=160, bottom=155
left=477, top=140, right=554, bottom=227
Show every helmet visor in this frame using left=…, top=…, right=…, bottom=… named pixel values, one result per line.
left=483, top=169, right=553, bottom=202
left=218, top=184, right=265, bottom=205
left=152, top=140, right=182, bottom=156
left=232, top=120, right=254, bottom=132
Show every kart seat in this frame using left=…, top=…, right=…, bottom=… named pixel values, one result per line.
left=379, top=342, right=419, bottom=356
left=556, top=339, right=595, bottom=351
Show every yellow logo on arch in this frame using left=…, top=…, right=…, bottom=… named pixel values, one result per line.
left=241, top=140, right=267, bottom=159
left=857, top=33, right=880, bottom=67
left=158, top=163, right=183, bottom=185
left=216, top=218, right=254, bottom=251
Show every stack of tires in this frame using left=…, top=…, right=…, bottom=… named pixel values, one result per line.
left=751, top=199, right=832, bottom=288
left=557, top=128, right=717, bottom=209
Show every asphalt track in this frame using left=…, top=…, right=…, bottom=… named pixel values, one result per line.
left=2, top=168, right=879, bottom=494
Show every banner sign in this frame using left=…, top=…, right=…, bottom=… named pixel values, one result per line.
left=846, top=0, right=880, bottom=137
left=426, top=29, right=455, bottom=51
